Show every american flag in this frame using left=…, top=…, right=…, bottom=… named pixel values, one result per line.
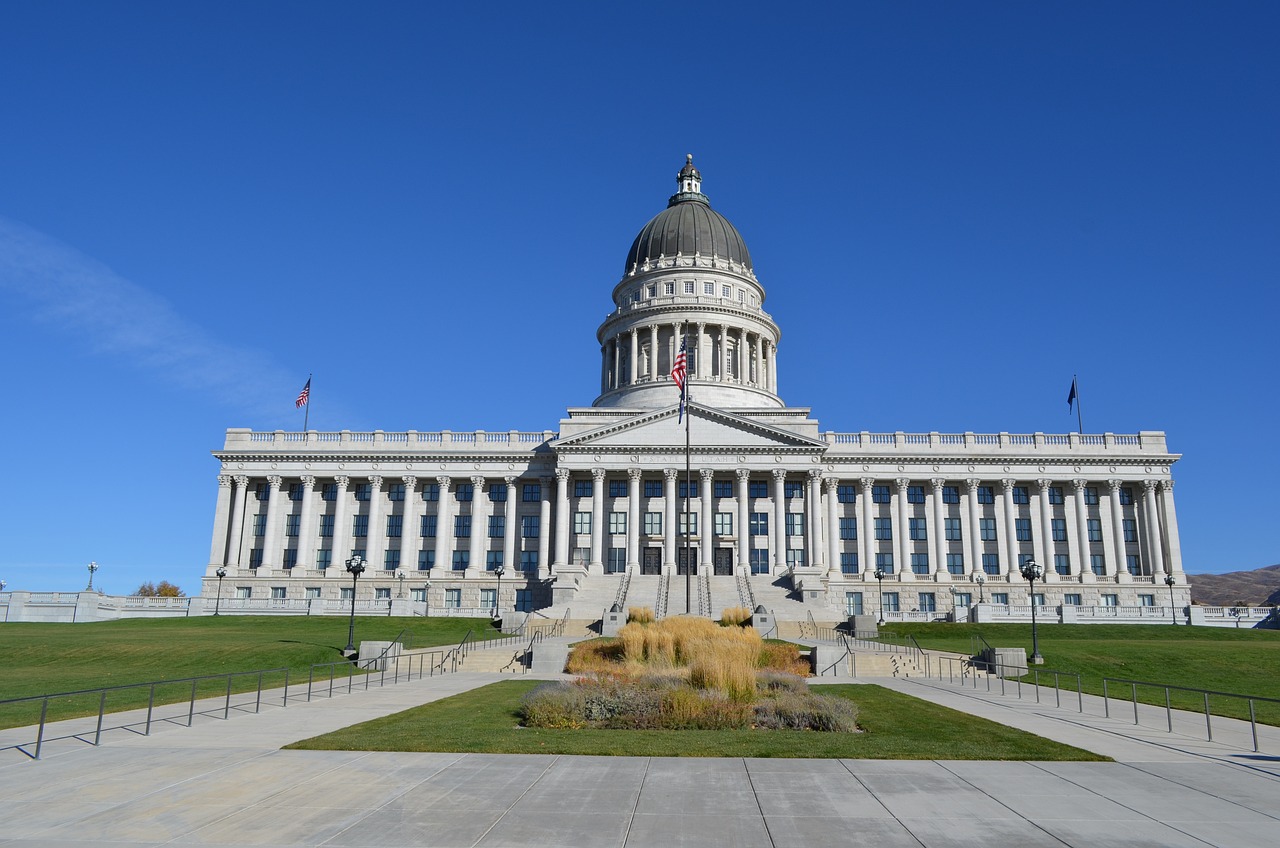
left=295, top=378, right=311, bottom=409
left=671, top=336, right=687, bottom=422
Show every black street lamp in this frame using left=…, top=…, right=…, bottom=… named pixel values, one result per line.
left=874, top=566, right=886, bottom=625
left=86, top=560, right=99, bottom=591
left=493, top=564, right=506, bottom=620
left=214, top=566, right=227, bottom=616
left=1164, top=574, right=1178, bottom=626
left=1020, top=558, right=1045, bottom=664
left=971, top=571, right=986, bottom=603
left=344, top=554, right=366, bottom=653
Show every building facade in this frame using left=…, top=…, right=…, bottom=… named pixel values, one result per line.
left=203, top=157, right=1187, bottom=618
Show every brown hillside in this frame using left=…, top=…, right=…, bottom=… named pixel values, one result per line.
left=1187, top=563, right=1280, bottom=607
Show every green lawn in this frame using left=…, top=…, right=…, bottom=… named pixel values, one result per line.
left=883, top=623, right=1280, bottom=724
left=0, top=616, right=500, bottom=728
left=286, top=679, right=1106, bottom=760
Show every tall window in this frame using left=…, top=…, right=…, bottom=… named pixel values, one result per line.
left=942, top=485, right=960, bottom=504
left=1015, top=518, right=1031, bottom=542
left=875, top=552, right=894, bottom=573
left=644, top=512, right=662, bottom=535
left=321, top=483, right=337, bottom=502
left=388, top=483, right=405, bottom=502
left=837, top=485, right=856, bottom=503
left=785, top=513, right=805, bottom=536
left=423, top=483, right=439, bottom=501
left=384, top=549, right=400, bottom=570
left=1123, top=519, right=1137, bottom=542
left=1091, top=554, right=1105, bottom=575
left=253, top=514, right=267, bottom=537
left=608, top=480, right=627, bottom=498
left=521, top=515, right=539, bottom=537
left=352, top=515, right=368, bottom=538
left=918, top=593, right=937, bottom=613
left=288, top=483, right=303, bottom=502
left=840, top=517, right=858, bottom=540
left=574, top=480, right=592, bottom=498
left=520, top=551, right=538, bottom=572
left=845, top=592, right=863, bottom=616
left=977, top=486, right=995, bottom=504
left=606, top=548, right=626, bottom=573
left=488, top=483, right=508, bottom=502
left=445, top=588, right=461, bottom=608
left=386, top=515, right=402, bottom=538
left=522, top=483, right=541, bottom=502
left=679, top=513, right=698, bottom=535
left=907, top=485, right=925, bottom=504
left=841, top=553, right=859, bottom=574
left=749, top=513, right=768, bottom=535
left=909, top=518, right=926, bottom=541
left=1049, top=486, right=1064, bottom=505
left=1127, top=554, right=1141, bottom=575
left=644, top=480, right=663, bottom=497
left=1054, top=554, right=1070, bottom=575
left=456, top=483, right=473, bottom=502
left=1087, top=518, right=1102, bottom=542
left=750, top=549, right=769, bottom=574
left=872, top=485, right=890, bottom=504
left=1120, top=487, right=1134, bottom=506
left=713, top=481, right=733, bottom=498
left=874, top=517, right=892, bottom=540
left=573, top=512, right=592, bottom=534
left=421, top=514, right=437, bottom=538
left=454, top=515, right=471, bottom=538
left=316, top=549, right=332, bottom=570
left=452, top=551, right=469, bottom=571
left=418, top=550, right=434, bottom=570
left=786, top=549, right=805, bottom=567
left=910, top=553, right=929, bottom=575
left=979, top=518, right=997, bottom=541
left=486, top=551, right=503, bottom=571
left=282, top=550, right=297, bottom=569
left=488, top=516, right=504, bottom=538
left=944, top=518, right=962, bottom=541
left=1012, top=485, right=1030, bottom=504
left=1051, top=518, right=1067, bottom=541
left=714, top=513, right=733, bottom=536
left=601, top=512, right=622, bottom=535
left=1138, top=594, right=1155, bottom=607
left=285, top=514, right=300, bottom=537
left=882, top=591, right=900, bottom=612
left=678, top=481, right=700, bottom=498
left=946, top=553, right=964, bottom=575
left=784, top=481, right=804, bottom=499
left=1084, top=486, right=1099, bottom=505
left=749, top=481, right=768, bottom=498
left=982, top=553, right=999, bottom=575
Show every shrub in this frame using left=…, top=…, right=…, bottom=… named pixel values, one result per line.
left=753, top=691, right=859, bottom=732
left=756, top=671, right=808, bottom=693
left=627, top=606, right=656, bottom=624
left=564, top=639, right=624, bottom=674
left=758, top=642, right=812, bottom=676
left=719, top=606, right=753, bottom=627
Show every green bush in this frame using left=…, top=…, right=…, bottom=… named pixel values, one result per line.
left=753, top=691, right=859, bottom=732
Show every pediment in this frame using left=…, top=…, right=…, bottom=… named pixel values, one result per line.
left=555, top=403, right=826, bottom=453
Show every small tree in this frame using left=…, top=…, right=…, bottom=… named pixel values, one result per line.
left=134, top=582, right=157, bottom=597
left=133, top=581, right=185, bottom=597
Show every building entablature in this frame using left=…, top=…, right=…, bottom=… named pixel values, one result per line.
left=218, top=428, right=557, bottom=454
left=597, top=301, right=780, bottom=346
left=817, top=430, right=1176, bottom=467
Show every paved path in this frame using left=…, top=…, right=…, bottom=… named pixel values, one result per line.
left=2, top=662, right=1279, bottom=847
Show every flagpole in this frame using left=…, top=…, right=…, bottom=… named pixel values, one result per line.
left=1074, top=374, right=1083, bottom=435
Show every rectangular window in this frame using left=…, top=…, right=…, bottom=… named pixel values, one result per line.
left=287, top=483, right=303, bottom=502
left=1032, top=593, right=1046, bottom=606
left=1087, top=518, right=1102, bottom=542
left=252, top=514, right=267, bottom=537
left=979, top=518, right=997, bottom=541
left=573, top=512, right=591, bottom=534
left=840, top=517, right=858, bottom=540
left=1019, top=553, right=1034, bottom=568
left=456, top=483, right=473, bottom=502
left=919, top=592, right=937, bottom=613
left=872, top=485, right=890, bottom=504
left=255, top=482, right=270, bottom=501
left=489, top=515, right=505, bottom=538
left=606, top=548, right=626, bottom=573
left=454, top=515, right=471, bottom=538
left=644, top=512, right=662, bottom=535
left=608, top=480, right=627, bottom=498
left=954, top=592, right=973, bottom=608
left=486, top=550, right=503, bottom=571
left=644, top=479, right=663, bottom=498
left=944, top=518, right=962, bottom=541
left=664, top=281, right=675, bottom=295
left=910, top=553, right=929, bottom=575
left=1102, top=593, right=1119, bottom=607
left=837, top=484, right=856, bottom=503
left=750, top=549, right=769, bottom=574
left=1138, top=594, right=1155, bottom=607
left=721, top=284, right=731, bottom=298
left=388, top=483, right=405, bottom=502
left=452, top=551, right=469, bottom=571
left=282, top=549, right=297, bottom=569
left=784, top=481, right=804, bottom=499
left=786, top=513, right=805, bottom=536
left=321, top=483, right=337, bottom=502
left=609, top=512, right=627, bottom=535
left=1054, top=553, right=1070, bottom=575
left=875, top=552, right=894, bottom=573
left=305, top=586, right=321, bottom=599
left=488, top=483, right=508, bottom=502
left=991, top=592, right=1009, bottom=605
left=1084, top=486, right=1099, bottom=505
left=520, top=550, right=538, bottom=572
left=749, top=513, right=769, bottom=536
left=786, top=548, right=805, bottom=567
left=316, top=549, right=332, bottom=570
left=713, top=480, right=733, bottom=498
left=1127, top=554, right=1141, bottom=575
left=977, top=486, right=995, bottom=504
left=982, top=553, right=999, bottom=575
left=679, top=481, right=700, bottom=498
left=845, top=591, right=863, bottom=616
left=521, top=515, right=539, bottom=538
left=882, top=591, right=900, bottom=612
left=703, top=281, right=714, bottom=295
left=908, top=517, right=926, bottom=541
left=1051, top=518, right=1067, bottom=542
left=418, top=550, right=434, bottom=570
left=1091, top=554, right=1105, bottom=575
left=874, top=517, right=892, bottom=540
left=352, top=515, right=368, bottom=538
left=338, top=587, right=352, bottom=601
left=749, top=480, right=768, bottom=498
left=907, top=485, right=925, bottom=504
left=841, top=552, right=859, bottom=574
left=1120, top=487, right=1134, bottom=506
left=1049, top=486, right=1064, bottom=505
left=410, top=587, right=426, bottom=602
left=1013, top=485, right=1030, bottom=505
left=374, top=587, right=390, bottom=600
left=423, top=483, right=439, bottom=502
left=679, top=513, right=699, bottom=535
left=421, top=514, right=437, bottom=538
left=946, top=552, right=964, bottom=575
left=354, top=483, right=371, bottom=502
left=249, top=549, right=263, bottom=568
left=684, top=280, right=695, bottom=294
left=386, top=514, right=402, bottom=538
left=445, top=588, right=461, bottom=608
left=942, top=485, right=960, bottom=504
left=1015, top=518, right=1032, bottom=542
left=384, top=549, right=400, bottom=570
left=1123, top=519, right=1137, bottom=543
left=285, top=514, right=300, bottom=537
left=715, top=512, right=733, bottom=536
left=522, top=483, right=541, bottom=502
left=573, top=480, right=592, bottom=498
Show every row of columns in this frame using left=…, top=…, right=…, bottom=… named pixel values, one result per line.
left=601, top=322, right=776, bottom=393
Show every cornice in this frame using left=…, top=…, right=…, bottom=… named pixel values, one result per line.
left=597, top=302, right=780, bottom=343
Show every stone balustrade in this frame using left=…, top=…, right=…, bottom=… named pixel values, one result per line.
left=823, top=431, right=1166, bottom=456
left=227, top=429, right=558, bottom=450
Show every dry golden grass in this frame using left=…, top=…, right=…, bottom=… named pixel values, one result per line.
left=719, top=606, right=754, bottom=627
left=627, top=607, right=656, bottom=624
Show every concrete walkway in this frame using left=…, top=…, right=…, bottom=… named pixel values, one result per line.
left=1, top=661, right=1278, bottom=846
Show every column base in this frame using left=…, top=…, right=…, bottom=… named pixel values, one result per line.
left=897, top=571, right=916, bottom=582
left=1116, top=572, right=1133, bottom=584
left=1080, top=572, right=1097, bottom=584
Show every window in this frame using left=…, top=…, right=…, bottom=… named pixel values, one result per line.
left=647, top=284, right=657, bottom=298
left=750, top=549, right=769, bottom=574
left=714, top=512, right=733, bottom=536
left=1032, top=593, right=1046, bottom=607
left=1013, top=485, right=1030, bottom=505
left=573, top=512, right=591, bottom=534
left=977, top=486, right=995, bottom=504
left=285, top=514, right=300, bottom=537
left=713, top=480, right=733, bottom=498
left=1087, top=518, right=1102, bottom=542
left=786, top=549, right=805, bottom=567
left=1123, top=519, right=1137, bottom=543
left=608, top=480, right=627, bottom=498
left=749, top=481, right=768, bottom=498
left=1054, top=554, right=1070, bottom=575
left=982, top=553, right=999, bottom=575
left=953, top=592, right=972, bottom=608
left=908, top=518, right=926, bottom=541
left=837, top=484, right=856, bottom=503
left=684, top=280, right=695, bottom=294
left=421, top=514, right=437, bottom=538
left=1091, top=554, right=1105, bottom=575
left=1019, top=553, right=1034, bottom=569
left=418, top=550, right=434, bottom=570
left=386, top=514, right=402, bottom=538
left=488, top=483, right=508, bottom=502
left=521, top=550, right=538, bottom=572
left=946, top=553, right=964, bottom=575
left=350, top=548, right=365, bottom=561
left=1101, top=593, right=1119, bottom=607
left=942, top=485, right=960, bottom=504
left=423, top=483, right=439, bottom=502
left=253, top=514, right=267, bottom=537
left=606, top=512, right=625, bottom=535
left=322, top=483, right=337, bottom=502
left=1015, top=518, right=1031, bottom=542
left=522, top=483, right=541, bottom=502
left=786, top=513, right=805, bottom=536
left=1049, top=486, right=1064, bottom=505
left=1127, top=554, right=1141, bottom=575
left=644, top=479, right=663, bottom=498
left=841, top=552, right=859, bottom=574
left=911, top=553, right=929, bottom=575
left=456, top=483, right=473, bottom=502
left=875, top=552, right=894, bottom=573
left=679, top=481, right=700, bottom=498
left=991, top=592, right=1009, bottom=605
left=906, top=485, right=925, bottom=504
left=353, top=515, right=368, bottom=538
left=410, top=587, right=426, bottom=602
left=919, top=593, right=937, bottom=613
left=388, top=483, right=405, bottom=502
left=784, top=481, right=804, bottom=499
left=944, top=518, right=962, bottom=541
left=882, top=591, right=900, bottom=612
left=354, top=483, right=371, bottom=502
left=486, top=551, right=503, bottom=571
left=664, top=281, right=675, bottom=295
left=384, top=549, right=400, bottom=570
left=521, top=515, right=539, bottom=538
left=872, top=485, right=890, bottom=504
left=979, top=518, right=997, bottom=541
left=255, top=483, right=270, bottom=501
left=454, top=515, right=471, bottom=538
left=305, top=587, right=321, bottom=599
left=840, top=517, right=858, bottom=540
left=1138, top=594, right=1155, bottom=607
left=845, top=592, right=864, bottom=616
left=1051, top=518, right=1067, bottom=542
left=644, top=512, right=662, bottom=535
left=606, top=548, right=626, bottom=573
left=288, top=484, right=303, bottom=502
left=445, top=588, right=461, bottom=609
left=874, top=517, right=892, bottom=540
left=703, top=281, right=714, bottom=295
left=1120, top=487, right=1134, bottom=506
left=489, top=515, right=505, bottom=538
left=316, top=549, right=332, bottom=570
left=749, top=513, right=768, bottom=535
left=282, top=549, right=297, bottom=569
left=721, top=284, right=731, bottom=298
left=338, top=587, right=352, bottom=601
left=1084, top=486, right=1099, bottom=505
left=679, top=513, right=699, bottom=535
left=452, top=551, right=469, bottom=571
left=574, top=480, right=592, bottom=498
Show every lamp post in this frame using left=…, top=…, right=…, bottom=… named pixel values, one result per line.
left=86, top=561, right=98, bottom=591
left=423, top=579, right=431, bottom=617
left=972, top=571, right=986, bottom=604
left=396, top=570, right=406, bottom=599
left=1164, top=574, right=1178, bottom=626
left=214, top=566, right=227, bottom=616
left=344, top=554, right=366, bottom=653
left=1020, top=558, right=1044, bottom=664
left=0, top=579, right=6, bottom=592
left=493, top=564, right=506, bottom=620
left=1230, top=604, right=1244, bottom=628
left=874, top=566, right=886, bottom=625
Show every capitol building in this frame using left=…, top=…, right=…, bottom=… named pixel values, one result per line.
left=202, top=157, right=1187, bottom=621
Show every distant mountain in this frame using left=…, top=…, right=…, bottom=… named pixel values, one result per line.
left=1187, top=563, right=1280, bottom=607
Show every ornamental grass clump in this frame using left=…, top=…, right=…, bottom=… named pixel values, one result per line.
left=719, top=606, right=753, bottom=627
left=627, top=606, right=656, bottom=624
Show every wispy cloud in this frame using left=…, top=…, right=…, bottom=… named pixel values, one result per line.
left=0, top=216, right=309, bottom=424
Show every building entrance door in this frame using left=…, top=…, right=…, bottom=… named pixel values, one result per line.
left=677, top=548, right=698, bottom=575
left=713, top=548, right=733, bottom=575
left=641, top=547, right=662, bottom=575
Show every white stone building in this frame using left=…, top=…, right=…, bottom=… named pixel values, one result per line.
left=202, top=156, right=1187, bottom=619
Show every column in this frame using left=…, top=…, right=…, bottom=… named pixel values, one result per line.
left=1106, top=480, right=1126, bottom=581
left=930, top=478, right=946, bottom=580
left=965, top=479, right=982, bottom=582
left=468, top=475, right=486, bottom=576
left=895, top=478, right=911, bottom=581
left=366, top=475, right=385, bottom=571
left=296, top=475, right=317, bottom=569
left=663, top=468, right=678, bottom=572
left=590, top=468, right=605, bottom=572
left=208, top=475, right=234, bottom=567
left=503, top=476, right=518, bottom=576
left=806, top=469, right=824, bottom=570
left=538, top=477, right=552, bottom=578
left=227, top=475, right=249, bottom=568
left=755, top=334, right=764, bottom=387
left=600, top=344, right=608, bottom=393
left=1141, top=480, right=1166, bottom=578
left=1159, top=480, right=1183, bottom=577
left=736, top=469, right=751, bottom=574
left=695, top=322, right=706, bottom=379
left=626, top=468, right=642, bottom=570
left=332, top=476, right=352, bottom=567
left=719, top=326, right=728, bottom=381
left=260, top=475, right=284, bottom=572
left=824, top=477, right=840, bottom=577
left=1072, top=479, right=1091, bottom=582
left=700, top=468, right=714, bottom=568
left=1035, top=479, right=1054, bottom=579
left=553, top=470, right=570, bottom=570
left=859, top=477, right=875, bottom=578
left=1000, top=479, right=1017, bottom=580
left=772, top=469, right=787, bottom=572
left=432, top=476, right=452, bottom=574
left=628, top=329, right=638, bottom=386
left=648, top=325, right=659, bottom=379
left=769, top=341, right=778, bottom=393
left=400, top=476, right=420, bottom=574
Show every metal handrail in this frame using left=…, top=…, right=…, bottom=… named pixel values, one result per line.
left=937, top=655, right=1084, bottom=712
left=1102, top=677, right=1280, bottom=753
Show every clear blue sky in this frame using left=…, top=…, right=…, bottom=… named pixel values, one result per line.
left=1, top=2, right=1276, bottom=595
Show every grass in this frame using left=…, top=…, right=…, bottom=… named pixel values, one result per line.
left=885, top=622, right=1280, bottom=725
left=0, top=615, right=500, bottom=729
left=286, top=679, right=1106, bottom=760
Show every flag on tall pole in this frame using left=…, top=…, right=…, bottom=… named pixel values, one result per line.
left=1066, top=377, right=1076, bottom=412
left=296, top=375, right=312, bottom=431
left=1067, top=375, right=1082, bottom=435
left=671, top=337, right=688, bottom=423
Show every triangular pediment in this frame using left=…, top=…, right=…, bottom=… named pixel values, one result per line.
left=555, top=403, right=826, bottom=453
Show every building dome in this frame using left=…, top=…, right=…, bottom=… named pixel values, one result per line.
left=624, top=155, right=753, bottom=274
